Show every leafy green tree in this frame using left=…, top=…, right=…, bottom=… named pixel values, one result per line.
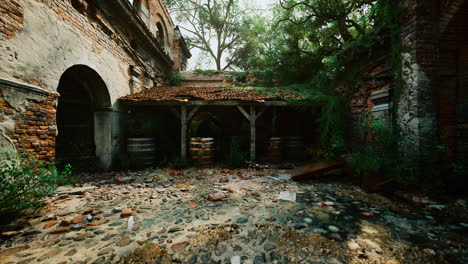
left=166, top=0, right=259, bottom=70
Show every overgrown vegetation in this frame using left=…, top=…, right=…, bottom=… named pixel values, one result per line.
left=0, top=151, right=72, bottom=218
left=169, top=72, right=184, bottom=86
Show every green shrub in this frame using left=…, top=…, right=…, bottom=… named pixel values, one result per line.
left=169, top=73, right=184, bottom=86
left=0, top=151, right=72, bottom=217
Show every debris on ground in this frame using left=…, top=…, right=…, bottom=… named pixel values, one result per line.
left=0, top=167, right=466, bottom=264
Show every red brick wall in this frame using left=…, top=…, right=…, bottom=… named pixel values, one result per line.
left=438, top=2, right=468, bottom=160
left=0, top=0, right=24, bottom=39
left=0, top=90, right=58, bottom=161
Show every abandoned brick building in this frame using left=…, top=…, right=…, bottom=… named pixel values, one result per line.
left=0, top=0, right=467, bottom=170
left=0, top=0, right=190, bottom=169
left=344, top=0, right=467, bottom=164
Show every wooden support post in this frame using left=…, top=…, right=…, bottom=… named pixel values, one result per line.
left=250, top=105, right=256, bottom=162
left=181, top=105, right=187, bottom=162
left=188, top=106, right=200, bottom=121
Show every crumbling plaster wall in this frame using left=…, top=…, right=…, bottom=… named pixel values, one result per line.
left=0, top=0, right=142, bottom=168
left=397, top=0, right=439, bottom=159
left=0, top=0, right=134, bottom=102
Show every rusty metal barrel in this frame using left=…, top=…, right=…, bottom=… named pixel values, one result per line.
left=285, top=136, right=305, bottom=161
left=127, top=137, right=157, bottom=169
left=190, top=137, right=215, bottom=166
left=264, top=137, right=283, bottom=163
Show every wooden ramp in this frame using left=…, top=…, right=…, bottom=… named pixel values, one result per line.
left=291, top=160, right=349, bottom=182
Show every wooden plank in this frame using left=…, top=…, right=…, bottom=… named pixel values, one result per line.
left=181, top=105, right=187, bottom=162
left=237, top=106, right=251, bottom=120
left=188, top=106, right=200, bottom=120
left=250, top=105, right=256, bottom=162
left=291, top=160, right=348, bottom=182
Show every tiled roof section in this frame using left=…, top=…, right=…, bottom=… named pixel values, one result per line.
left=120, top=86, right=303, bottom=103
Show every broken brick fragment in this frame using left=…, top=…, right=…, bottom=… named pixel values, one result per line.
left=43, top=220, right=60, bottom=229
left=48, top=226, right=71, bottom=234
left=71, top=215, right=84, bottom=224
left=208, top=193, right=226, bottom=201
left=120, top=211, right=132, bottom=218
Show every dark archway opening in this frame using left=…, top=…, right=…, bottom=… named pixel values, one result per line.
left=56, top=65, right=111, bottom=170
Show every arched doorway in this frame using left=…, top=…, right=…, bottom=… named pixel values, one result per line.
left=56, top=65, right=112, bottom=170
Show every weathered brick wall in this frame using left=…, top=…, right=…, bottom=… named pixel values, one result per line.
left=0, top=0, right=24, bottom=39
left=438, top=2, right=468, bottom=161
left=0, top=84, right=58, bottom=162
left=35, top=0, right=138, bottom=68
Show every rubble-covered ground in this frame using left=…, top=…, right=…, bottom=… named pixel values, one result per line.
left=0, top=167, right=467, bottom=264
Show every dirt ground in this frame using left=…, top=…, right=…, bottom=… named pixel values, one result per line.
left=0, top=167, right=466, bottom=264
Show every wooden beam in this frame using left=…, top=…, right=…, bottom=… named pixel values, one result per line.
left=250, top=105, right=256, bottom=162
left=181, top=105, right=187, bottom=162
left=188, top=106, right=200, bottom=121
left=237, top=105, right=251, bottom=120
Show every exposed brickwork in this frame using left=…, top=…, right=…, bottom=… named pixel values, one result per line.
left=35, top=0, right=137, bottom=67
left=438, top=2, right=468, bottom=160
left=0, top=91, right=57, bottom=161
left=0, top=0, right=24, bottom=39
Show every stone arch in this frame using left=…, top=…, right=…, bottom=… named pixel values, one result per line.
left=56, top=65, right=112, bottom=170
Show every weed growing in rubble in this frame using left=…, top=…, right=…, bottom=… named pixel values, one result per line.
left=0, top=150, right=72, bottom=220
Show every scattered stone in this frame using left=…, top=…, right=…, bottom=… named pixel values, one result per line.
left=1, top=231, right=22, bottom=239
left=278, top=191, right=296, bottom=202
left=175, top=219, right=183, bottom=224
left=37, top=248, right=62, bottom=262
left=317, top=201, right=335, bottom=206
left=328, top=226, right=340, bottom=232
left=168, top=227, right=182, bottom=233
left=361, top=212, right=374, bottom=217
left=86, top=215, right=93, bottom=221
left=86, top=222, right=101, bottom=227
left=304, top=218, right=313, bottom=224
left=101, top=234, right=115, bottom=241
left=64, top=248, right=77, bottom=256
left=171, top=242, right=189, bottom=253
left=264, top=243, right=276, bottom=251
left=113, top=207, right=122, bottom=213
left=97, top=248, right=115, bottom=256
left=91, top=210, right=103, bottom=216
left=0, top=246, right=28, bottom=257
left=236, top=217, right=248, bottom=224
left=116, top=238, right=132, bottom=247
left=253, top=255, right=266, bottom=264
left=83, top=209, right=93, bottom=215
left=209, top=192, right=226, bottom=201
left=60, top=220, right=71, bottom=226
left=233, top=245, right=242, bottom=251
left=56, top=186, right=96, bottom=195
left=43, top=220, right=60, bottom=229
left=72, top=215, right=84, bottom=224
left=230, top=256, right=241, bottom=264
left=117, top=177, right=133, bottom=183
left=109, top=221, right=123, bottom=226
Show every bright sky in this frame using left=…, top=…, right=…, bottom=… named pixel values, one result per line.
left=177, top=0, right=277, bottom=70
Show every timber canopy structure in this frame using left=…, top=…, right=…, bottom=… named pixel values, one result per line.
left=119, top=81, right=306, bottom=163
